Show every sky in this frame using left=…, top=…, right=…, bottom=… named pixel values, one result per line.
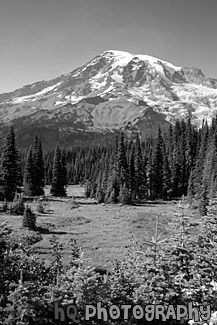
left=0, top=0, right=216, bottom=93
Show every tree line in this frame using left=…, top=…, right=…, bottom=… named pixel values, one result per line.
left=1, top=117, right=217, bottom=213
left=0, top=128, right=67, bottom=201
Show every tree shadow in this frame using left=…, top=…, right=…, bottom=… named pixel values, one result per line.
left=134, top=200, right=172, bottom=206
left=36, top=226, right=68, bottom=235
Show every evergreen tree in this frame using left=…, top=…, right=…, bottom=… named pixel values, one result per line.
left=0, top=127, right=19, bottom=201
left=199, top=183, right=209, bottom=216
left=162, top=147, right=172, bottom=200
left=22, top=206, right=36, bottom=230
left=146, top=147, right=154, bottom=199
left=50, top=146, right=67, bottom=197
left=193, top=121, right=209, bottom=199
left=202, top=131, right=217, bottom=198
left=200, top=197, right=217, bottom=243
left=32, top=135, right=45, bottom=196
left=185, top=119, right=194, bottom=176
left=84, top=180, right=91, bottom=198
left=152, top=127, right=164, bottom=199
left=108, top=188, right=116, bottom=204
left=171, top=148, right=181, bottom=198
left=95, top=182, right=104, bottom=203
left=23, top=147, right=34, bottom=196
left=105, top=169, right=119, bottom=203
left=60, top=149, right=67, bottom=189
left=129, top=146, right=135, bottom=201
left=134, top=134, right=147, bottom=200
left=187, top=170, right=195, bottom=205
left=119, top=182, right=131, bottom=204
left=116, top=132, right=128, bottom=189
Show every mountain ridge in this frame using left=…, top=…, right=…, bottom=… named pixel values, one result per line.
left=0, top=50, right=217, bottom=148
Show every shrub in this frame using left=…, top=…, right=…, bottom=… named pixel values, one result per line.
left=70, top=196, right=79, bottom=209
left=1, top=199, right=8, bottom=213
left=9, top=195, right=25, bottom=215
left=37, top=200, right=45, bottom=213
left=23, top=206, right=37, bottom=230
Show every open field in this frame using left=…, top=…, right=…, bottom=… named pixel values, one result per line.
left=0, top=185, right=200, bottom=268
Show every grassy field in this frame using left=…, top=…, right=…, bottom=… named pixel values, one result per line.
left=0, top=185, right=200, bottom=268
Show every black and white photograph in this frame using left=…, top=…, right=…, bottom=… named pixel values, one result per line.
left=0, top=0, right=217, bottom=324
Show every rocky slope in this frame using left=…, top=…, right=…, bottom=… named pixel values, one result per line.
left=1, top=50, right=217, bottom=147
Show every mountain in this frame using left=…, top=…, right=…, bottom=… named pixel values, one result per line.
left=1, top=50, right=217, bottom=148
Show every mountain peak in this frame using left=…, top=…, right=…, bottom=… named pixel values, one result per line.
left=0, top=50, right=217, bottom=148
left=101, top=49, right=182, bottom=72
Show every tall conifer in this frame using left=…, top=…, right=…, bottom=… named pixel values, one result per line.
left=23, top=147, right=34, bottom=196
left=50, top=146, right=67, bottom=197
left=32, top=135, right=45, bottom=196
left=152, top=127, right=164, bottom=199
left=0, top=127, right=19, bottom=201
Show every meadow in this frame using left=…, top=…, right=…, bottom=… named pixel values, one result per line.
left=0, top=185, right=200, bottom=268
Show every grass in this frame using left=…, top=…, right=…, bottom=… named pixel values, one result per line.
left=0, top=185, right=200, bottom=268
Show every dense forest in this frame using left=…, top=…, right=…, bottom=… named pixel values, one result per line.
left=1, top=116, right=217, bottom=215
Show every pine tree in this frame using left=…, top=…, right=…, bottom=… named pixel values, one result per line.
left=105, top=169, right=119, bottom=203
left=22, top=206, right=36, bottom=230
left=162, top=147, right=172, bottom=200
left=199, top=183, right=209, bottom=216
left=185, top=119, right=194, bottom=177
left=193, top=122, right=209, bottom=199
left=134, top=134, right=147, bottom=200
left=171, top=148, right=181, bottom=198
left=152, top=127, right=164, bottom=199
left=146, top=147, right=154, bottom=199
left=60, top=149, right=67, bottom=190
left=32, top=135, right=45, bottom=196
left=187, top=170, right=195, bottom=205
left=108, top=188, right=116, bottom=203
left=202, top=131, right=217, bottom=198
left=129, top=146, right=135, bottom=201
left=200, top=197, right=217, bottom=243
left=50, top=146, right=66, bottom=197
left=96, top=182, right=104, bottom=203
left=0, top=127, right=19, bottom=201
left=23, top=147, right=34, bottom=196
left=116, top=133, right=128, bottom=189
left=84, top=180, right=91, bottom=198
left=119, top=182, right=131, bottom=205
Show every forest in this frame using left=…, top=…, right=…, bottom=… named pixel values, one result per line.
left=0, top=118, right=217, bottom=324
left=2, top=116, right=215, bottom=213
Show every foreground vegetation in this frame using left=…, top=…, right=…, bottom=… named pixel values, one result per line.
left=0, top=196, right=217, bottom=324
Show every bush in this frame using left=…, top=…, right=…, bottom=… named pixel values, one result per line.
left=9, top=195, right=25, bottom=215
left=1, top=199, right=8, bottom=213
left=10, top=230, right=42, bottom=246
left=23, top=206, right=37, bottom=230
left=70, top=196, right=79, bottom=209
left=37, top=200, right=45, bottom=213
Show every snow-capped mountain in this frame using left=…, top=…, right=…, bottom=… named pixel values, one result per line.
left=1, top=50, right=217, bottom=147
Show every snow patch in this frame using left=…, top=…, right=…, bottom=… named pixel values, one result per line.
left=102, top=50, right=181, bottom=73
left=11, top=82, right=62, bottom=104
left=111, top=72, right=123, bottom=83
left=55, top=100, right=69, bottom=106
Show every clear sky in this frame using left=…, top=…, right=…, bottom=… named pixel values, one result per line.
left=0, top=0, right=216, bottom=93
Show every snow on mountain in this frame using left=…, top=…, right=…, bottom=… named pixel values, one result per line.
left=0, top=50, right=217, bottom=147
